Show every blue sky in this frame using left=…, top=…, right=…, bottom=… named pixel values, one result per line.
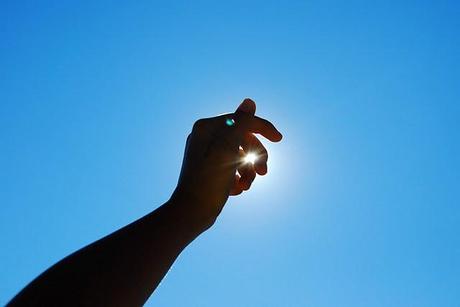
left=1, top=1, right=459, bottom=306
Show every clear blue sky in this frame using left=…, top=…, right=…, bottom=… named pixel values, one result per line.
left=1, top=1, right=459, bottom=306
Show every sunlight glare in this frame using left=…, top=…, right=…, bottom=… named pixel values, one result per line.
left=244, top=152, right=258, bottom=164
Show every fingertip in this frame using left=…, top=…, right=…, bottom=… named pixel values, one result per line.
left=255, top=164, right=267, bottom=175
left=237, top=176, right=253, bottom=191
left=236, top=98, right=256, bottom=114
left=230, top=174, right=244, bottom=196
left=266, top=131, right=283, bottom=142
left=230, top=188, right=243, bottom=196
left=243, top=97, right=256, bottom=105
left=274, top=131, right=283, bottom=142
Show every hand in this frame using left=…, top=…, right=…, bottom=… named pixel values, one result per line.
left=171, top=98, right=282, bottom=229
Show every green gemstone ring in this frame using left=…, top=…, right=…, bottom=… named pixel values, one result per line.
left=225, top=118, right=235, bottom=127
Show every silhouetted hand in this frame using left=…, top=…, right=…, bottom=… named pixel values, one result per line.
left=7, top=98, right=282, bottom=307
left=172, top=98, right=282, bottom=229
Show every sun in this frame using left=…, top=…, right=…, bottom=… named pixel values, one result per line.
left=244, top=152, right=258, bottom=164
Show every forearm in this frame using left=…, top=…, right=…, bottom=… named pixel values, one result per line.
left=8, top=197, right=207, bottom=307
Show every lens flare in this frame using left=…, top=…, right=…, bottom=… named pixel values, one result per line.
left=244, top=152, right=258, bottom=164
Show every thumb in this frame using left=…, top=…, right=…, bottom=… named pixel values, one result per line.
left=236, top=98, right=256, bottom=115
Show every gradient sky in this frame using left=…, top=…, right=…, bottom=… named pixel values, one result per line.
left=1, top=1, right=459, bottom=306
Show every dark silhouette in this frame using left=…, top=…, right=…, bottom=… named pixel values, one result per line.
left=8, top=98, right=282, bottom=306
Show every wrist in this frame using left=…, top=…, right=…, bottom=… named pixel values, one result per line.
left=167, top=189, right=216, bottom=234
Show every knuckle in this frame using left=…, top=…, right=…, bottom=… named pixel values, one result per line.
left=192, top=119, right=207, bottom=131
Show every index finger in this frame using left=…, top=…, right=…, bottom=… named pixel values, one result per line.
left=234, top=112, right=283, bottom=142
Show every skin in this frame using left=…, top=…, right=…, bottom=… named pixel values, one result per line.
left=8, top=98, right=282, bottom=306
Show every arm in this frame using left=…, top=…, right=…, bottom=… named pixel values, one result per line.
left=8, top=197, right=207, bottom=306
left=8, top=99, right=282, bottom=306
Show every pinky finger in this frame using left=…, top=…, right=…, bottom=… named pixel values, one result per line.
left=229, top=173, right=243, bottom=196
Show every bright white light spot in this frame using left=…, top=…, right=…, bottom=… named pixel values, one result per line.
left=244, top=152, right=258, bottom=164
